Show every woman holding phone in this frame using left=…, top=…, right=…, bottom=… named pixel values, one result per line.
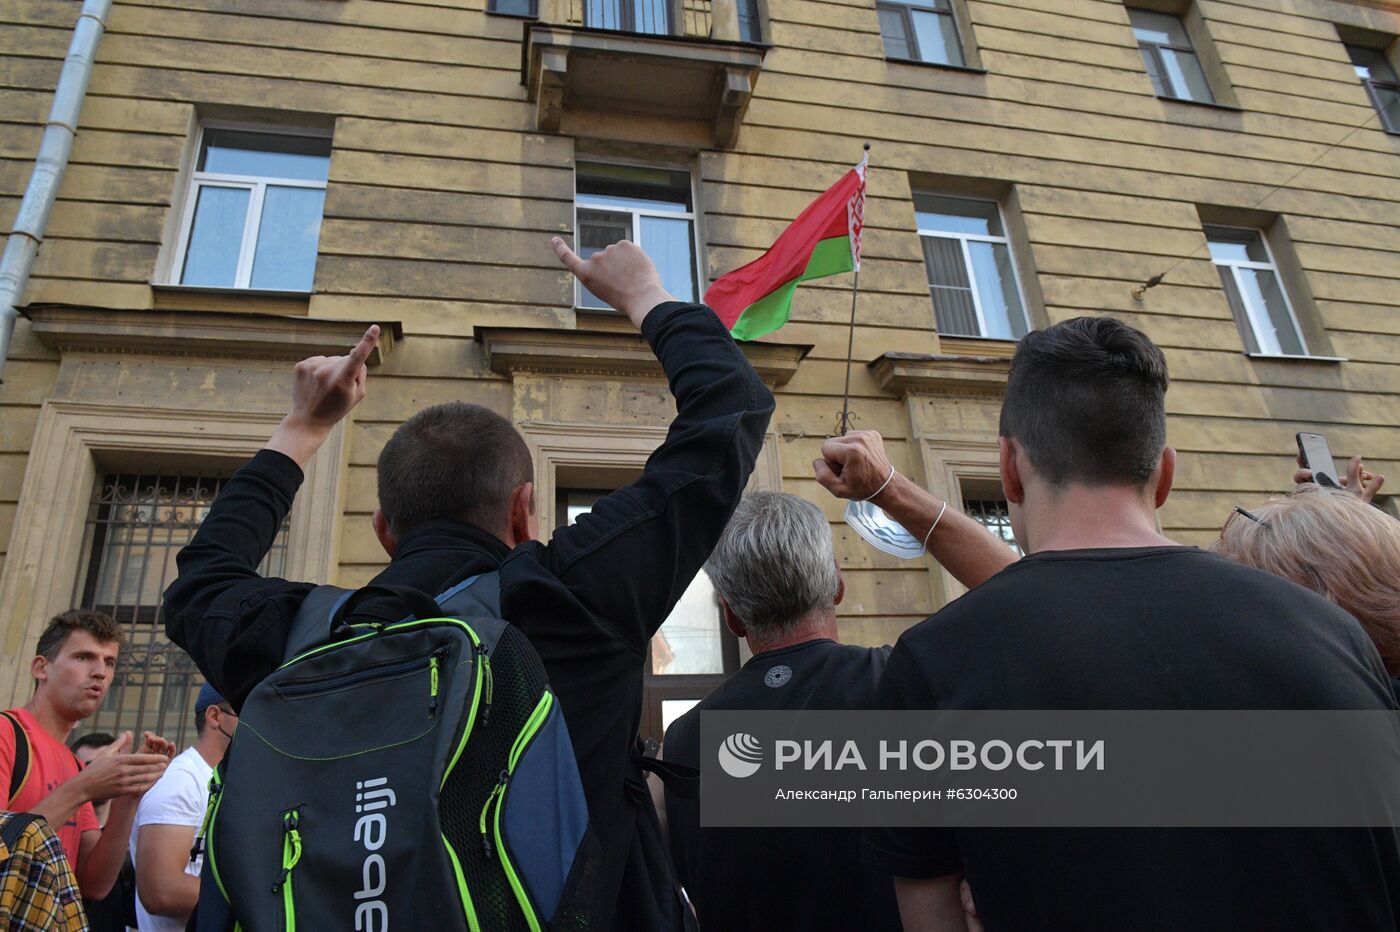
left=1213, top=455, right=1400, bottom=697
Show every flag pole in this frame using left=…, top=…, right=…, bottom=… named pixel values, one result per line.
left=837, top=267, right=861, bottom=436
left=836, top=142, right=870, bottom=437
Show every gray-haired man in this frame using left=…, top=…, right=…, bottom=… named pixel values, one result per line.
left=659, top=491, right=901, bottom=931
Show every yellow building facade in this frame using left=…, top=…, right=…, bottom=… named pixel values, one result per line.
left=1, top=0, right=1397, bottom=744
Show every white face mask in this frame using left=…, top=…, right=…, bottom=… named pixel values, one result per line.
left=844, top=499, right=926, bottom=560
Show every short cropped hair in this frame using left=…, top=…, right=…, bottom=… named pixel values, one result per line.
left=377, top=403, right=534, bottom=537
left=35, top=609, right=123, bottom=662
left=999, top=316, right=1170, bottom=486
left=70, top=732, right=115, bottom=754
left=704, top=492, right=840, bottom=635
left=1213, top=487, right=1400, bottom=676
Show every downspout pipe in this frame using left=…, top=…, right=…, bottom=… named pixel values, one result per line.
left=0, top=0, right=113, bottom=383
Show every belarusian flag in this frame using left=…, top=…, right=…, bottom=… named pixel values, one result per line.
left=705, top=156, right=867, bottom=341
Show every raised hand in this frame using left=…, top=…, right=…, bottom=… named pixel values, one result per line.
left=75, top=731, right=170, bottom=800
left=288, top=325, right=380, bottom=432
left=137, top=731, right=177, bottom=761
left=1294, top=452, right=1385, bottom=503
left=550, top=237, right=675, bottom=328
left=813, top=430, right=896, bottom=502
left=267, top=325, right=380, bottom=468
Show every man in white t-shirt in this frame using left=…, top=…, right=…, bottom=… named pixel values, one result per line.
left=129, top=684, right=237, bottom=931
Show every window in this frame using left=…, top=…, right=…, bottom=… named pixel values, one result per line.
left=915, top=193, right=1029, bottom=340
left=172, top=127, right=331, bottom=291
left=736, top=0, right=762, bottom=42
left=877, top=0, right=964, bottom=66
left=963, top=494, right=1022, bottom=556
left=575, top=162, right=699, bottom=309
left=1128, top=8, right=1215, bottom=103
left=490, top=0, right=537, bottom=14
left=1204, top=226, right=1308, bottom=357
left=1346, top=44, right=1400, bottom=134
left=559, top=489, right=739, bottom=741
left=78, top=473, right=290, bottom=746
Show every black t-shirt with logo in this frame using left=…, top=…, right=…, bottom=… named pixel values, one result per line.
left=664, top=638, right=901, bottom=931
left=864, top=546, right=1400, bottom=931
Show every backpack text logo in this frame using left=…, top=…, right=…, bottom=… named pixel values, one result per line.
left=353, top=777, right=396, bottom=931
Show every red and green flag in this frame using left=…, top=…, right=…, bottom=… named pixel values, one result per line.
left=705, top=156, right=867, bottom=341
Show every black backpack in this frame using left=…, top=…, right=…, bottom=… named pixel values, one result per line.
left=194, top=574, right=600, bottom=931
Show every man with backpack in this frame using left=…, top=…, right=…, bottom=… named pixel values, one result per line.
left=163, top=238, right=776, bottom=929
left=0, top=610, right=174, bottom=902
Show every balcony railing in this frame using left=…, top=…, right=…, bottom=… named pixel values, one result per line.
left=561, top=0, right=759, bottom=42
left=524, top=0, right=765, bottom=147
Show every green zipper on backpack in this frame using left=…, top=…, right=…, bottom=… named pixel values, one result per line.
left=437, top=624, right=489, bottom=932
left=204, top=768, right=230, bottom=902
left=271, top=807, right=302, bottom=932
left=478, top=691, right=555, bottom=932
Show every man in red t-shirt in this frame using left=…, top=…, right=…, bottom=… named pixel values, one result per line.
left=0, top=609, right=174, bottom=900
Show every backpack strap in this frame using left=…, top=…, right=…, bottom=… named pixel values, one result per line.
left=2, top=712, right=32, bottom=808
left=633, top=737, right=700, bottom=800
left=283, top=574, right=503, bottom=665
left=435, top=572, right=501, bottom=617
left=0, top=812, right=42, bottom=851
left=328, top=584, right=444, bottom=635
left=283, top=586, right=354, bottom=663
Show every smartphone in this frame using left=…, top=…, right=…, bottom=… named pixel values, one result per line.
left=1296, top=432, right=1340, bottom=487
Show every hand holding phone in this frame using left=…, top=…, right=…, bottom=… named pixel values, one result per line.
left=1296, top=432, right=1340, bottom=488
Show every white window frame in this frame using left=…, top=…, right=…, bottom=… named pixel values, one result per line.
left=1205, top=225, right=1309, bottom=357
left=1128, top=9, right=1214, bottom=104
left=573, top=160, right=703, bottom=309
left=876, top=0, right=965, bottom=66
left=168, top=122, right=332, bottom=291
left=916, top=196, right=1030, bottom=339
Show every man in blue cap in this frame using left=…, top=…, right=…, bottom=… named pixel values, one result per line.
left=128, top=683, right=237, bottom=932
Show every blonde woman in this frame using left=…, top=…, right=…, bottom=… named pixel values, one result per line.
left=1213, top=466, right=1400, bottom=692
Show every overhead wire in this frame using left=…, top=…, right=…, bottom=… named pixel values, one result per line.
left=1131, top=90, right=1398, bottom=300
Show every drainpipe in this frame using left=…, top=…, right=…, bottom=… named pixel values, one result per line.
left=0, top=0, right=113, bottom=383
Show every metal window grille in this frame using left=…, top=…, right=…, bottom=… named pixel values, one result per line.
left=75, top=474, right=290, bottom=747
left=964, top=497, right=1022, bottom=556
left=570, top=0, right=713, bottom=37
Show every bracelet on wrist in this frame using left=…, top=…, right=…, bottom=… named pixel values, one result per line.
left=864, top=466, right=896, bottom=503
left=920, top=501, right=948, bottom=555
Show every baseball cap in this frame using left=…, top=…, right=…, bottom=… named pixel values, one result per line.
left=194, top=682, right=226, bottom=717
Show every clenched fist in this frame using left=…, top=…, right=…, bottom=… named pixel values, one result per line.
left=813, top=430, right=895, bottom=502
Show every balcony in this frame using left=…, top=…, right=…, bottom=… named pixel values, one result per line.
left=523, top=0, right=765, bottom=148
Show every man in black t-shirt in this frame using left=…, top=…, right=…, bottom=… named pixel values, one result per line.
left=662, top=492, right=902, bottom=932
left=814, top=317, right=1400, bottom=931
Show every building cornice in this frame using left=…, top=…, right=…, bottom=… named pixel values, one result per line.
left=22, top=306, right=400, bottom=365
left=869, top=352, right=1010, bottom=397
left=477, top=325, right=809, bottom=386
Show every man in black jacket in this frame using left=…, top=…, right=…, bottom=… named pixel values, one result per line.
left=162, top=239, right=775, bottom=930
left=661, top=491, right=901, bottom=932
